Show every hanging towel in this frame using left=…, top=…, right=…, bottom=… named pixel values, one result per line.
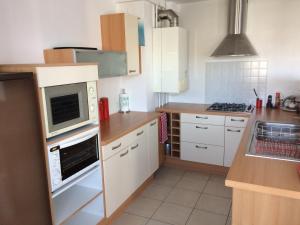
left=159, top=112, right=168, bottom=144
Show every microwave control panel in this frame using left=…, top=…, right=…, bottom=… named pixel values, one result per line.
left=87, top=81, right=98, bottom=122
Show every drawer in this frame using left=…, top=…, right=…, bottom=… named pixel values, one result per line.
left=181, top=141, right=224, bottom=166
left=225, top=116, right=248, bottom=128
left=181, top=123, right=224, bottom=146
left=102, top=125, right=146, bottom=161
left=181, top=113, right=225, bottom=126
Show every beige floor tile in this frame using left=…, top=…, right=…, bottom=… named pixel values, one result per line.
left=153, top=173, right=182, bottom=187
left=165, top=188, right=200, bottom=207
left=204, top=180, right=232, bottom=198
left=226, top=216, right=232, bottom=225
left=111, top=213, right=148, bottom=225
left=196, top=194, right=231, bottom=215
left=183, top=171, right=210, bottom=181
left=142, top=183, right=172, bottom=201
left=147, top=219, right=172, bottom=225
left=187, top=209, right=227, bottom=225
left=157, top=166, right=185, bottom=177
left=152, top=202, right=193, bottom=225
left=176, top=177, right=207, bottom=192
left=209, top=174, right=226, bottom=184
left=125, top=196, right=162, bottom=218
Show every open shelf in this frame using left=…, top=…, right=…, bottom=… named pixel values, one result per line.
left=52, top=166, right=103, bottom=225
left=163, top=112, right=181, bottom=159
left=64, top=194, right=104, bottom=225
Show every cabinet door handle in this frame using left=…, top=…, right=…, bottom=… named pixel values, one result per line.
left=120, top=150, right=129, bottom=157
left=112, top=143, right=122, bottom=150
left=196, top=126, right=208, bottom=129
left=196, top=116, right=208, bottom=119
left=137, top=130, right=144, bottom=136
left=131, top=144, right=139, bottom=150
left=150, top=121, right=157, bottom=126
left=231, top=118, right=245, bottom=122
left=227, top=129, right=241, bottom=133
left=195, top=145, right=208, bottom=150
left=129, top=70, right=136, bottom=73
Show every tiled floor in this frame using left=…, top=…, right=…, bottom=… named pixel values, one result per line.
left=112, top=166, right=232, bottom=225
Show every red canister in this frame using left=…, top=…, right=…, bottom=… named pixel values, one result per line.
left=99, top=97, right=109, bottom=121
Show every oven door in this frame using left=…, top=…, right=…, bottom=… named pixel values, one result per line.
left=43, top=82, right=90, bottom=138
left=58, top=128, right=100, bottom=186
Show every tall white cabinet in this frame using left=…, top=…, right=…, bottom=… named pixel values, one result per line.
left=153, top=27, right=188, bottom=93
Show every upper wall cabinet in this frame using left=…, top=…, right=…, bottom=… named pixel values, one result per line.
left=153, top=27, right=188, bottom=93
left=100, top=13, right=140, bottom=76
left=44, top=49, right=127, bottom=79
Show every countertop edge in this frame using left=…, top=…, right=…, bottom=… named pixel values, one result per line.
left=100, top=112, right=160, bottom=146
left=225, top=179, right=300, bottom=200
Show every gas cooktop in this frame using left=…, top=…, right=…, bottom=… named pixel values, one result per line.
left=207, top=103, right=254, bottom=113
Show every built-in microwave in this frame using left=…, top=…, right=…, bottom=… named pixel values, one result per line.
left=37, top=65, right=99, bottom=138
left=47, top=127, right=100, bottom=192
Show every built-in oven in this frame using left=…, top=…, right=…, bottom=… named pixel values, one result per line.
left=47, top=127, right=100, bottom=192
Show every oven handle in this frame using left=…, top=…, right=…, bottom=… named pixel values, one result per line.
left=59, top=128, right=99, bottom=149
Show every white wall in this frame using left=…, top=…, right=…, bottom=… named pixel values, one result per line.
left=169, top=0, right=300, bottom=103
left=0, top=0, right=160, bottom=114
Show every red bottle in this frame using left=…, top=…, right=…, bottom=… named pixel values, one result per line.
left=98, top=97, right=110, bottom=121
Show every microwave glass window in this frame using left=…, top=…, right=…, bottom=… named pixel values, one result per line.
left=44, top=83, right=89, bottom=134
left=51, top=94, right=80, bottom=125
left=59, top=135, right=99, bottom=180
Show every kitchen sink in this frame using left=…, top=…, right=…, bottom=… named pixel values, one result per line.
left=246, top=121, right=300, bottom=162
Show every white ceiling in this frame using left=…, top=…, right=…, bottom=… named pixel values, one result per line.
left=167, top=0, right=208, bottom=4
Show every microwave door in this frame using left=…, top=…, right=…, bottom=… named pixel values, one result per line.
left=44, top=83, right=89, bottom=136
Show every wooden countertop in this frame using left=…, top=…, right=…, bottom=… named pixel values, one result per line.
left=156, top=102, right=251, bottom=117
left=226, top=108, right=300, bottom=200
left=100, top=111, right=160, bottom=146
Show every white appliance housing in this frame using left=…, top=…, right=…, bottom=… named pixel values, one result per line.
left=153, top=27, right=188, bottom=93
left=36, top=65, right=99, bottom=138
left=47, top=126, right=100, bottom=192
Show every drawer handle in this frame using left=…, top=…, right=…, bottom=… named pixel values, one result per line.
left=196, top=116, right=208, bottom=119
left=112, top=143, right=122, bottom=150
left=129, top=70, right=136, bottom=73
left=227, top=129, right=241, bottom=133
left=137, top=130, right=144, bottom=136
left=131, top=144, right=139, bottom=150
left=120, top=150, right=129, bottom=157
left=196, top=126, right=208, bottom=129
left=231, top=119, right=245, bottom=122
left=195, top=145, right=208, bottom=150
left=150, top=121, right=157, bottom=126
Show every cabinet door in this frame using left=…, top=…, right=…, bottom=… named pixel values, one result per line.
left=103, top=148, right=130, bottom=217
left=224, top=127, right=245, bottom=167
left=153, top=29, right=162, bottom=92
left=124, top=14, right=139, bottom=75
left=129, top=128, right=148, bottom=192
left=147, top=119, right=159, bottom=175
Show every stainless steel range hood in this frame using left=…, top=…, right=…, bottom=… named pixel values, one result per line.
left=211, top=0, right=257, bottom=57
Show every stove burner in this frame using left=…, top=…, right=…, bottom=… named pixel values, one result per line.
left=207, top=103, right=253, bottom=112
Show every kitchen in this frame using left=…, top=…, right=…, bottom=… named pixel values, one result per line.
left=0, top=0, right=300, bottom=225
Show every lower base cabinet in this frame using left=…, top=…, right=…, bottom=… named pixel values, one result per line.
left=102, top=119, right=159, bottom=217
left=181, top=142, right=224, bottom=166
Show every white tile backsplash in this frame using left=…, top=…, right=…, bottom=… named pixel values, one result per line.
left=205, top=61, right=268, bottom=105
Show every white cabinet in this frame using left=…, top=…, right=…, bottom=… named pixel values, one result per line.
left=181, top=123, right=224, bottom=147
left=102, top=120, right=159, bottom=217
left=181, top=142, right=224, bottom=166
left=147, top=119, right=159, bottom=175
left=103, top=148, right=131, bottom=217
left=181, top=113, right=225, bottom=126
left=153, top=27, right=188, bottom=93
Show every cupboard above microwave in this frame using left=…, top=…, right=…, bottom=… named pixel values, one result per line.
left=36, top=65, right=99, bottom=138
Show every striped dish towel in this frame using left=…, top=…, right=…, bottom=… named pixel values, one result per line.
left=159, top=112, right=168, bottom=144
